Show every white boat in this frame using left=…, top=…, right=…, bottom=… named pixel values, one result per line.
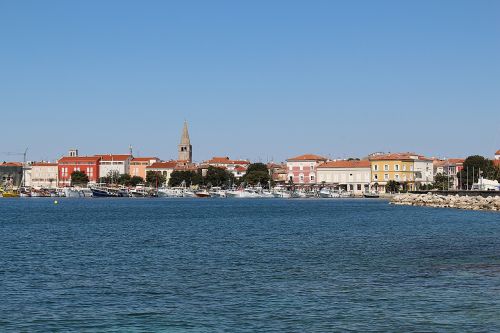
left=64, top=187, right=82, bottom=198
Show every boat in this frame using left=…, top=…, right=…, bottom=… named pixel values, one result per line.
left=195, top=190, right=211, bottom=198
left=1, top=190, right=20, bottom=198
left=363, top=192, right=380, bottom=198
left=64, top=187, right=82, bottom=198
left=89, top=185, right=128, bottom=197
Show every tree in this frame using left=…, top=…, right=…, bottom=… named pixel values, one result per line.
left=117, top=173, right=131, bottom=186
left=243, top=163, right=270, bottom=186
left=146, top=171, right=166, bottom=187
left=433, top=173, right=453, bottom=191
left=204, top=167, right=233, bottom=187
left=385, top=180, right=400, bottom=193
left=129, top=176, right=144, bottom=187
left=71, top=170, right=89, bottom=186
left=168, top=170, right=202, bottom=187
left=456, top=155, right=495, bottom=189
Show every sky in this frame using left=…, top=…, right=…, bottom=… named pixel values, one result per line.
left=1, top=0, right=499, bottom=163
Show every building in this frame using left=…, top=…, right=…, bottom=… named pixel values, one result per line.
left=369, top=153, right=433, bottom=192
left=95, top=154, right=132, bottom=178
left=317, top=160, right=371, bottom=194
left=129, top=157, right=160, bottom=180
left=433, top=158, right=464, bottom=189
left=203, top=156, right=250, bottom=178
left=0, top=162, right=23, bottom=188
left=145, top=161, right=178, bottom=186
left=286, top=154, right=328, bottom=184
left=495, top=150, right=500, bottom=160
left=178, top=121, right=193, bottom=163
left=57, top=153, right=101, bottom=187
left=268, top=163, right=288, bottom=184
left=31, top=163, right=58, bottom=189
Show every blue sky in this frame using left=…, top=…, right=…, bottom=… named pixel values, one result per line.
left=1, top=1, right=499, bottom=163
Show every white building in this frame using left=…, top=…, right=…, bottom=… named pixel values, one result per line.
left=317, top=160, right=371, bottom=194
left=414, top=158, right=434, bottom=185
left=495, top=149, right=500, bottom=160
left=31, top=163, right=58, bottom=189
left=95, top=154, right=132, bottom=178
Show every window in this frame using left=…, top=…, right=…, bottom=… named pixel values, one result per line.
left=395, top=174, right=399, bottom=180
left=384, top=174, right=389, bottom=180
left=310, top=175, right=315, bottom=181
left=349, top=184, right=354, bottom=191
left=403, top=165, right=407, bottom=171
left=384, top=164, right=389, bottom=171
left=373, top=164, right=379, bottom=171
left=299, top=174, right=304, bottom=182
left=374, top=174, right=378, bottom=181
left=357, top=184, right=361, bottom=191
left=395, top=164, right=400, bottom=171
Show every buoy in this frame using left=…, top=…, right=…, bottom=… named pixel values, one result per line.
left=54, top=200, right=58, bottom=204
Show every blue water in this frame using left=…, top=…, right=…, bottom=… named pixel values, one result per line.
left=1, top=198, right=500, bottom=332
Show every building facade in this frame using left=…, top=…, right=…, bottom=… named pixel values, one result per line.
left=286, top=154, right=328, bottom=184
left=31, top=163, right=58, bottom=189
left=203, top=156, right=250, bottom=178
left=95, top=154, right=132, bottom=178
left=495, top=150, right=500, bottom=160
left=57, top=155, right=101, bottom=187
left=369, top=153, right=433, bottom=192
left=130, top=157, right=160, bottom=180
left=317, top=160, right=371, bottom=194
left=145, top=161, right=178, bottom=186
left=433, top=158, right=464, bottom=190
left=0, top=162, right=23, bottom=188
left=178, top=121, right=193, bottom=163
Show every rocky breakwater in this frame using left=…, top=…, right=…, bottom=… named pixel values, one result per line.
left=391, top=193, right=500, bottom=211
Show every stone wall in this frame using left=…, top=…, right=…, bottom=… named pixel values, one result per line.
left=391, top=193, right=500, bottom=211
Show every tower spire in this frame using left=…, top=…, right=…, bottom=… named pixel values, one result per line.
left=178, top=121, right=192, bottom=163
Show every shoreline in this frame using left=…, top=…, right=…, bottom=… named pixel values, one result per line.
left=391, top=193, right=500, bottom=211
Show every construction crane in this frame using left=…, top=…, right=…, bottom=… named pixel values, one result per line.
left=1, top=148, right=28, bottom=187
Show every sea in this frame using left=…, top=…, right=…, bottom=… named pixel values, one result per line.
left=1, top=198, right=500, bottom=332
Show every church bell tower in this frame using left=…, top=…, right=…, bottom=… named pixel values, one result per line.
left=178, top=121, right=192, bottom=163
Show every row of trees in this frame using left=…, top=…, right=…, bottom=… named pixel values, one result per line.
left=166, top=163, right=271, bottom=188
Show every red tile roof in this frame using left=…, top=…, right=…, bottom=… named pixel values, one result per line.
left=58, top=156, right=101, bottom=163
left=95, top=154, right=131, bottom=161
left=205, top=157, right=250, bottom=165
left=318, top=160, right=370, bottom=169
left=1, top=162, right=23, bottom=167
left=234, top=166, right=247, bottom=172
left=496, top=150, right=500, bottom=155
left=147, top=161, right=177, bottom=169
left=287, top=154, right=328, bottom=162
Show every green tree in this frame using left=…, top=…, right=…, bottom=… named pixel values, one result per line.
left=243, top=163, right=270, bottom=186
left=385, top=180, right=400, bottom=193
left=204, top=167, right=233, bottom=187
left=117, top=173, right=131, bottom=186
left=71, top=170, right=89, bottom=186
left=456, top=155, right=495, bottom=189
left=129, top=176, right=144, bottom=187
left=146, top=171, right=166, bottom=187
left=168, top=170, right=202, bottom=187
left=433, top=173, right=453, bottom=190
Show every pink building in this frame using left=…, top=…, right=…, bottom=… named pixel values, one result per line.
left=286, top=154, right=328, bottom=184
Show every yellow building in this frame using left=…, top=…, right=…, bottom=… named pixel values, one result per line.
left=369, top=153, right=433, bottom=193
